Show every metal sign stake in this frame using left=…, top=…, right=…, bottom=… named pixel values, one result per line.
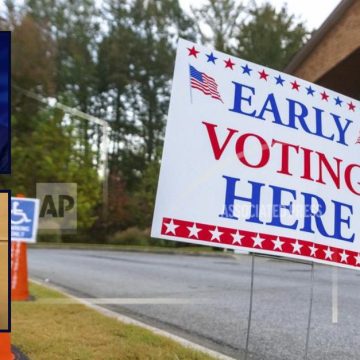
left=304, top=262, right=315, bottom=360
left=332, top=266, right=338, bottom=324
left=245, top=253, right=255, bottom=360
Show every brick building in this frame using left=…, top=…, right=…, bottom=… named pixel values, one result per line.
left=285, top=0, right=360, bottom=100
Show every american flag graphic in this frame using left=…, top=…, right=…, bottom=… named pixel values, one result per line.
left=189, top=65, right=223, bottom=102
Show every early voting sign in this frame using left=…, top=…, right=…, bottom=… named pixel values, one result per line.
left=152, top=39, right=360, bottom=270
left=11, top=197, right=40, bottom=243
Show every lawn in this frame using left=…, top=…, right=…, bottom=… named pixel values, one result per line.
left=12, top=282, right=217, bottom=360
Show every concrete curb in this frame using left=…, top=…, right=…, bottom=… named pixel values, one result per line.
left=30, top=279, right=236, bottom=360
left=12, top=346, right=30, bottom=360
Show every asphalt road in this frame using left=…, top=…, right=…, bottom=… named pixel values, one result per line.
left=28, top=249, right=360, bottom=360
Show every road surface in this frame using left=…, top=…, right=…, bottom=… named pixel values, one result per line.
left=29, top=249, right=360, bottom=360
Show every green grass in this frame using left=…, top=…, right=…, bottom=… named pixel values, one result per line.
left=12, top=282, right=217, bottom=360
left=29, top=242, right=230, bottom=256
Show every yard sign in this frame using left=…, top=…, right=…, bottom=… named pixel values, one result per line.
left=152, top=39, right=360, bottom=270
left=11, top=197, right=40, bottom=243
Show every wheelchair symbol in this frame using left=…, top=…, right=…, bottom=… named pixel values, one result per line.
left=11, top=201, right=32, bottom=225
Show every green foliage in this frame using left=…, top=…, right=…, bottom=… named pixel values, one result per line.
left=194, top=1, right=308, bottom=70
left=131, top=160, right=160, bottom=229
left=26, top=0, right=100, bottom=111
left=4, top=110, right=101, bottom=230
left=236, top=3, right=308, bottom=70
left=109, top=227, right=175, bottom=247
left=109, top=227, right=150, bottom=246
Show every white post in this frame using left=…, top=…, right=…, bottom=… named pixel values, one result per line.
left=304, top=262, right=315, bottom=360
left=189, top=65, right=193, bottom=104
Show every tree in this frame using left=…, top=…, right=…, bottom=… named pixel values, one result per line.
left=25, top=0, right=101, bottom=165
left=6, top=0, right=243, bottom=238
left=191, top=0, right=244, bottom=52
left=132, top=160, right=160, bottom=229
left=3, top=109, right=101, bottom=231
left=7, top=2, right=103, bottom=239
left=96, top=0, right=195, bottom=230
left=11, top=14, right=56, bottom=134
left=235, top=3, right=308, bottom=70
left=129, top=0, right=195, bottom=163
left=96, top=0, right=138, bottom=184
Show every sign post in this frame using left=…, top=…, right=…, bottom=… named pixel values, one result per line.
left=11, top=197, right=39, bottom=301
left=244, top=254, right=255, bottom=360
left=332, top=267, right=338, bottom=324
left=152, top=39, right=360, bottom=356
left=304, top=262, right=315, bottom=360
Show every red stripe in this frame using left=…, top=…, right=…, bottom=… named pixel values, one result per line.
left=191, top=84, right=212, bottom=95
left=191, top=79, right=208, bottom=90
left=191, top=82, right=211, bottom=94
left=191, top=72, right=222, bottom=102
left=161, top=217, right=360, bottom=269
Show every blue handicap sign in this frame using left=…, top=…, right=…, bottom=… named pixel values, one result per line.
left=11, top=197, right=40, bottom=242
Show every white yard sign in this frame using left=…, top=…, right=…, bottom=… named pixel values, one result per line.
left=152, top=39, right=360, bottom=270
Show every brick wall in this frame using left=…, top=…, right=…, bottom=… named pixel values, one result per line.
left=293, top=1, right=360, bottom=82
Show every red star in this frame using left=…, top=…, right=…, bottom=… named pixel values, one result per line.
left=291, top=80, right=300, bottom=91
left=224, top=58, right=235, bottom=69
left=348, top=101, right=356, bottom=111
left=320, top=91, right=329, bottom=101
left=187, top=46, right=199, bottom=58
left=258, top=69, right=268, bottom=80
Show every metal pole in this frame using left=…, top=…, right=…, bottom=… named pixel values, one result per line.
left=245, top=253, right=255, bottom=360
left=304, top=262, right=315, bottom=360
left=332, top=266, right=338, bottom=324
left=189, top=66, right=193, bottom=104
left=102, top=125, right=109, bottom=221
left=13, top=84, right=108, bottom=127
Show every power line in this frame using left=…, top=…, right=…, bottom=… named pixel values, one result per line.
left=12, top=84, right=110, bottom=220
left=12, top=84, right=109, bottom=128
